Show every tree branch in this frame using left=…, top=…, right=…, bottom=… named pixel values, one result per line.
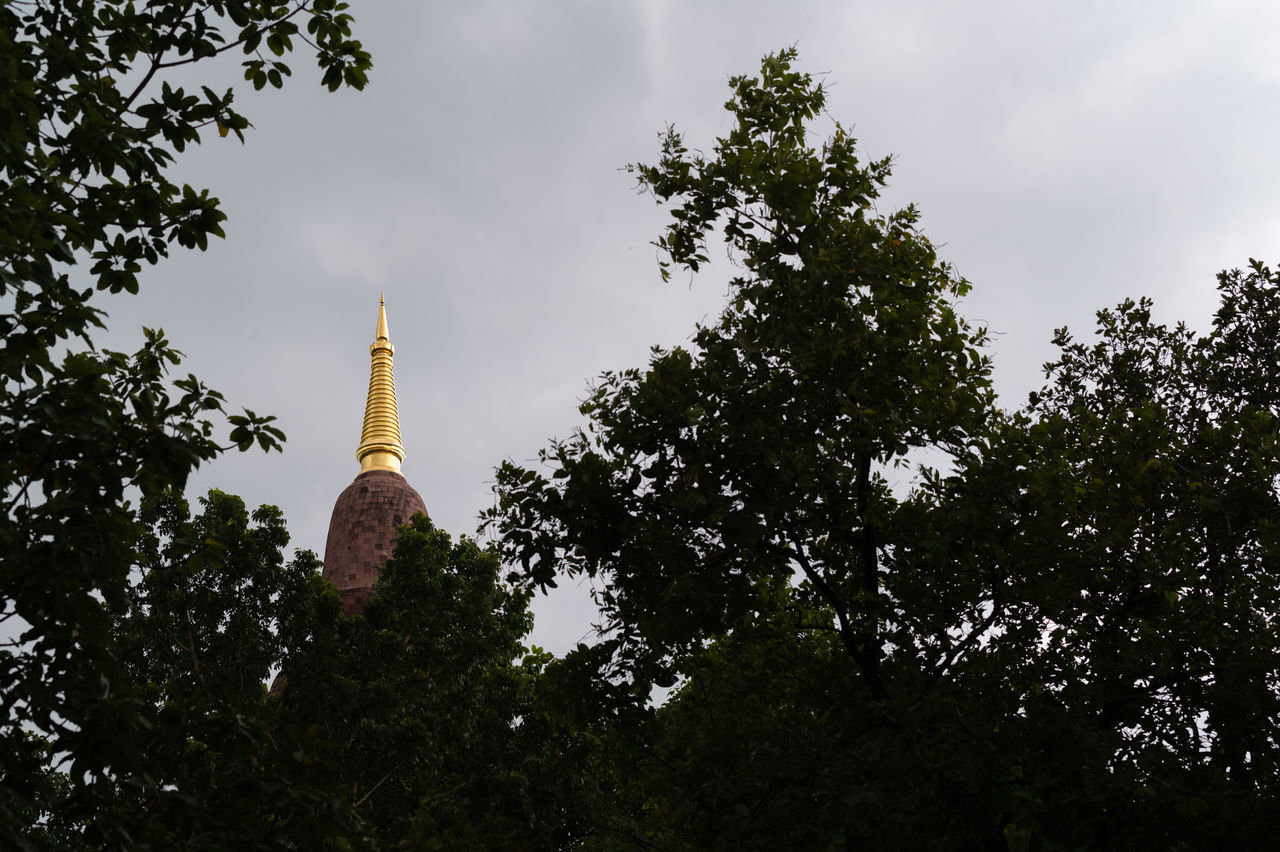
left=774, top=535, right=888, bottom=701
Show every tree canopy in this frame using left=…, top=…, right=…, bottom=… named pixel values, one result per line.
left=81, top=493, right=580, bottom=849
left=0, top=2, right=369, bottom=846
left=101, top=490, right=362, bottom=849
left=277, top=514, right=593, bottom=850
left=489, top=49, right=1280, bottom=849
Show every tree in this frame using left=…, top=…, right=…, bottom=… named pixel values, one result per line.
left=491, top=46, right=992, bottom=691
left=488, top=47, right=998, bottom=848
left=40, top=490, right=589, bottom=849
left=892, top=280, right=1280, bottom=847
left=102, top=490, right=367, bottom=849
left=489, top=50, right=1280, bottom=849
left=277, top=514, right=596, bottom=850
left=0, top=2, right=369, bottom=845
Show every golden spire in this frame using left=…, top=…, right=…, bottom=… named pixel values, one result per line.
left=356, top=293, right=406, bottom=473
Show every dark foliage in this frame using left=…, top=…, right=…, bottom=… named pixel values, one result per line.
left=0, top=2, right=368, bottom=846
left=490, top=50, right=1280, bottom=849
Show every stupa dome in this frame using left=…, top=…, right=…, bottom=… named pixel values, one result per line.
left=323, top=469, right=426, bottom=615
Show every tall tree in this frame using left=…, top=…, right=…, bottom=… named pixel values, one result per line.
left=488, top=47, right=999, bottom=848
left=490, top=47, right=992, bottom=697
left=0, top=2, right=369, bottom=845
left=489, top=51, right=1280, bottom=849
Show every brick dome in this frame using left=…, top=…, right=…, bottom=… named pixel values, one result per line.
left=322, top=469, right=427, bottom=615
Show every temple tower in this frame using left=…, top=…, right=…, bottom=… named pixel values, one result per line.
left=322, top=295, right=427, bottom=615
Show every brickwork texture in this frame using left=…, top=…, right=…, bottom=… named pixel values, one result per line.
left=322, top=469, right=427, bottom=615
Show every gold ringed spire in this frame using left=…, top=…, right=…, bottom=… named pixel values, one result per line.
left=356, top=294, right=406, bottom=473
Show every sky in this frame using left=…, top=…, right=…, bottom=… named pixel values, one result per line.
left=101, top=1, right=1280, bottom=654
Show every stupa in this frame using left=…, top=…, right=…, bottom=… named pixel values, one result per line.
left=321, top=294, right=427, bottom=615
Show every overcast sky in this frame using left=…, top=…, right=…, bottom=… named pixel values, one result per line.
left=101, top=1, right=1280, bottom=653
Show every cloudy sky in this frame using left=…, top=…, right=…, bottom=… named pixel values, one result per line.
left=102, top=1, right=1280, bottom=653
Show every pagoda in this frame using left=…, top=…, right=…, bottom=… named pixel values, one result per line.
left=321, top=295, right=427, bottom=615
